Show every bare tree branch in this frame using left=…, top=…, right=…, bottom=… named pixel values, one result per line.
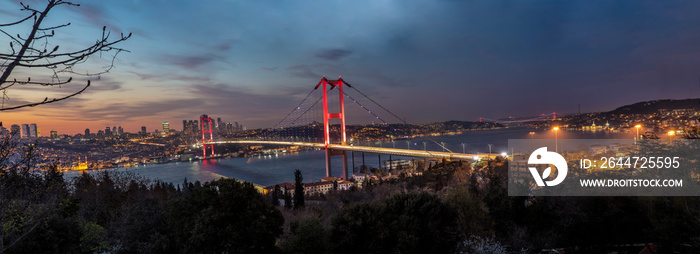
left=0, top=80, right=89, bottom=111
left=0, top=0, right=130, bottom=111
left=0, top=13, right=36, bottom=27
left=38, top=22, right=70, bottom=31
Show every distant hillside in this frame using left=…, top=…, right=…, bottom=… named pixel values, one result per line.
left=607, top=98, right=700, bottom=115
left=442, top=120, right=503, bottom=129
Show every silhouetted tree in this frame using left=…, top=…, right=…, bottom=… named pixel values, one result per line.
left=271, top=184, right=281, bottom=206
left=293, top=169, right=304, bottom=209
left=330, top=192, right=459, bottom=254
left=284, top=187, right=293, bottom=209
left=167, top=179, right=283, bottom=253
left=281, top=217, right=329, bottom=254
left=0, top=138, right=72, bottom=253
left=0, top=0, right=130, bottom=111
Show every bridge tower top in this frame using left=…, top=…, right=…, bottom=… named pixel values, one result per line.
left=316, top=76, right=348, bottom=146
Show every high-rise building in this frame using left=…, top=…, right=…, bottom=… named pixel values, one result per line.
left=10, top=124, right=20, bottom=137
left=141, top=126, right=147, bottom=134
left=85, top=128, right=91, bottom=137
left=50, top=130, right=58, bottom=139
left=28, top=124, right=36, bottom=138
left=112, top=126, right=117, bottom=135
left=117, top=126, right=123, bottom=135
left=226, top=123, right=233, bottom=134
left=105, top=126, right=111, bottom=136
left=21, top=124, right=29, bottom=139
left=97, top=130, right=105, bottom=138
left=162, top=122, right=170, bottom=134
left=183, top=120, right=187, bottom=132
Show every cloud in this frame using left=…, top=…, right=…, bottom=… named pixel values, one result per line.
left=187, top=83, right=309, bottom=125
left=33, top=98, right=203, bottom=122
left=160, top=54, right=225, bottom=70
left=68, top=3, right=122, bottom=35
left=81, top=77, right=125, bottom=94
left=128, top=27, right=152, bottom=40
left=315, top=49, right=353, bottom=61
left=214, top=39, right=240, bottom=51
left=285, top=64, right=319, bottom=79
left=127, top=71, right=211, bottom=83
left=4, top=76, right=123, bottom=98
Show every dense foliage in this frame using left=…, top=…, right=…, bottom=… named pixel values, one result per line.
left=0, top=138, right=283, bottom=253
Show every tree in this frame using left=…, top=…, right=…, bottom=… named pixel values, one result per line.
left=0, top=137, right=79, bottom=253
left=271, top=184, right=281, bottom=206
left=281, top=217, right=329, bottom=254
left=0, top=0, right=130, bottom=111
left=284, top=187, right=293, bottom=209
left=167, top=179, right=283, bottom=253
left=293, top=169, right=304, bottom=209
left=330, top=192, right=459, bottom=254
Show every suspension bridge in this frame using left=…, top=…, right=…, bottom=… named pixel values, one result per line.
left=200, top=76, right=500, bottom=180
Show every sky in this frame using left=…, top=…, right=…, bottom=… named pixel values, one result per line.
left=2, top=0, right=700, bottom=134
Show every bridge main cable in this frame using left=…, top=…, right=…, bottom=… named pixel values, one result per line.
left=344, top=81, right=454, bottom=153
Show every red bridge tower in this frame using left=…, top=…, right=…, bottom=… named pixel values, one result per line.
left=316, top=76, right=349, bottom=180
left=201, top=114, right=214, bottom=158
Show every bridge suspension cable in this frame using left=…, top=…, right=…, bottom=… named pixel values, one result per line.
left=290, top=96, right=322, bottom=125
left=341, top=90, right=388, bottom=124
left=343, top=81, right=454, bottom=153
left=345, top=81, right=406, bottom=124
left=272, top=88, right=317, bottom=129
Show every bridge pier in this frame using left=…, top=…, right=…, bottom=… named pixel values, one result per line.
left=325, top=148, right=349, bottom=180
left=362, top=152, right=365, bottom=169
left=325, top=148, right=331, bottom=177
left=351, top=152, right=355, bottom=173
left=342, top=151, right=348, bottom=180
left=389, top=155, right=392, bottom=170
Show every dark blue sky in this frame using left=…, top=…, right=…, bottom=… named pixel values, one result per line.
left=3, top=0, right=700, bottom=133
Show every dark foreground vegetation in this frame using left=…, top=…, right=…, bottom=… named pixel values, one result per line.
left=2, top=140, right=700, bottom=253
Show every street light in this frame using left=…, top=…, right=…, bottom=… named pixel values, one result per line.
left=423, top=142, right=426, bottom=151
left=668, top=130, right=675, bottom=145
left=488, top=144, right=492, bottom=155
left=635, top=124, right=641, bottom=144
left=553, top=127, right=559, bottom=153
left=392, top=140, right=395, bottom=148
left=461, top=143, right=466, bottom=154
left=406, top=140, right=410, bottom=149
left=441, top=142, right=445, bottom=152
left=529, top=132, right=535, bottom=150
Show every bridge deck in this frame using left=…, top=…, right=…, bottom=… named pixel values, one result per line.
left=208, top=140, right=496, bottom=160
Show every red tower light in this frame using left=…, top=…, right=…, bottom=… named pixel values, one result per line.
left=201, top=114, right=214, bottom=158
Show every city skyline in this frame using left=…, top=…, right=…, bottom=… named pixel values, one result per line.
left=2, top=0, right=700, bottom=134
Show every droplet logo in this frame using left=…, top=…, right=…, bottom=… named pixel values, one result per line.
left=528, top=147, right=568, bottom=186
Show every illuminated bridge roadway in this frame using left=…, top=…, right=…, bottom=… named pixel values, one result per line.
left=205, top=140, right=496, bottom=161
